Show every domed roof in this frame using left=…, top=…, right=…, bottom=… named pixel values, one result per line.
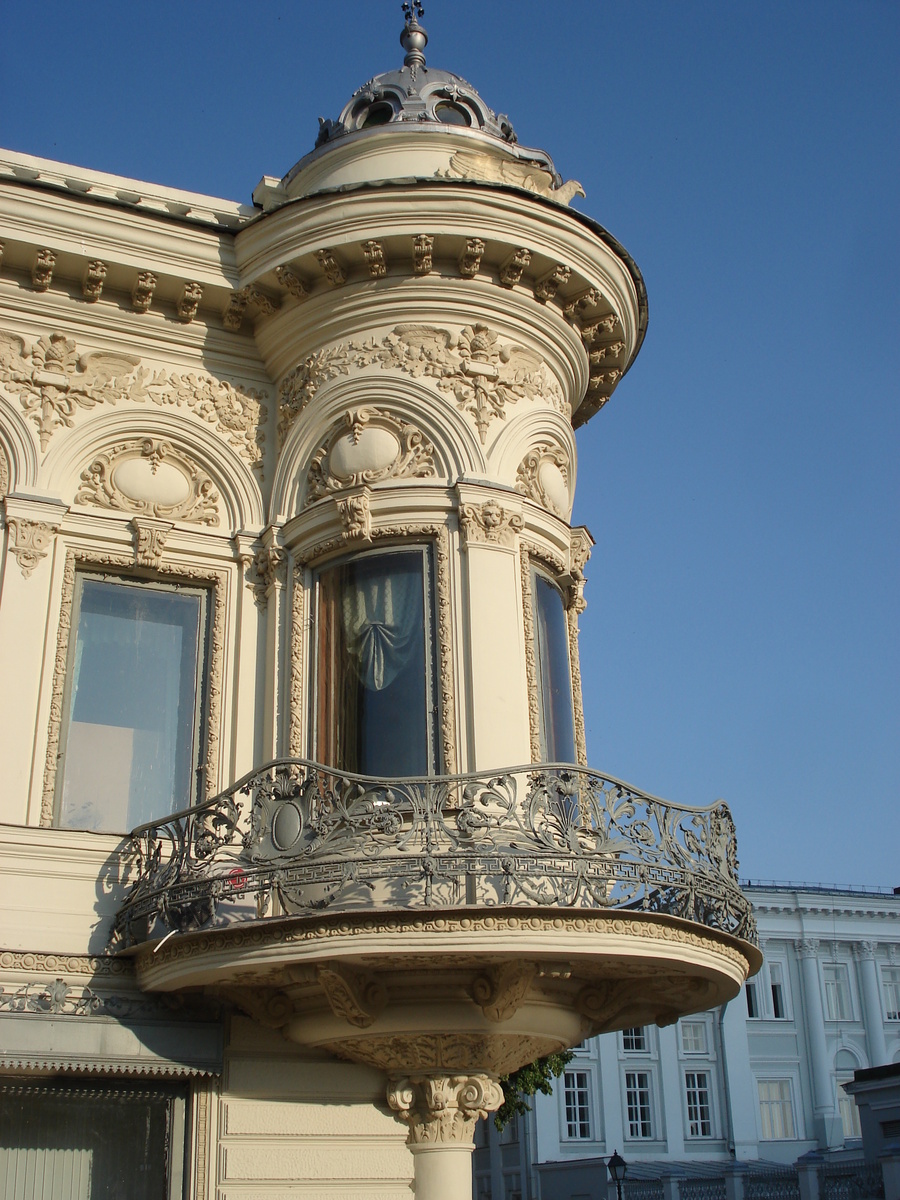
left=275, top=4, right=587, bottom=205
left=314, top=6, right=522, bottom=151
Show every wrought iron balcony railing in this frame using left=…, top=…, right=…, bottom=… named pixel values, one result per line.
left=110, top=761, right=758, bottom=950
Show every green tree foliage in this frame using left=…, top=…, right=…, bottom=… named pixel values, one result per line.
left=494, top=1050, right=574, bottom=1130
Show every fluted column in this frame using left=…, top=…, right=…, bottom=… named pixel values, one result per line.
left=795, top=939, right=835, bottom=1143
left=387, top=1074, right=504, bottom=1200
left=853, top=941, right=888, bottom=1067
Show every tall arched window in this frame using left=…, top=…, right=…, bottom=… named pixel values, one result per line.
left=312, top=547, right=438, bottom=777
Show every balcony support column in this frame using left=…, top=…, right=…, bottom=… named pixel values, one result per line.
left=387, top=1074, right=504, bottom=1200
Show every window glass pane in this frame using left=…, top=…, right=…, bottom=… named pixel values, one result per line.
left=758, top=1079, right=795, bottom=1140
left=883, top=967, right=900, bottom=1020
left=0, top=1079, right=186, bottom=1200
left=681, top=1021, right=707, bottom=1054
left=563, top=1071, right=591, bottom=1139
left=58, top=578, right=204, bottom=833
left=315, top=550, right=434, bottom=776
left=625, top=1072, right=653, bottom=1138
left=623, top=1027, right=647, bottom=1052
left=685, top=1071, right=712, bottom=1137
left=533, top=573, right=576, bottom=763
left=823, top=965, right=852, bottom=1021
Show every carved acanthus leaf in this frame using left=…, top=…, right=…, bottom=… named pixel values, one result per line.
left=76, top=438, right=219, bottom=525
left=305, top=407, right=436, bottom=503
left=278, top=323, right=563, bottom=448
left=387, top=1073, right=504, bottom=1145
left=316, top=964, right=387, bottom=1029
left=0, top=326, right=267, bottom=470
left=470, top=961, right=536, bottom=1022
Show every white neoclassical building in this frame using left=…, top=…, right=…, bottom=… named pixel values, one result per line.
left=475, top=882, right=900, bottom=1199
left=0, top=10, right=759, bottom=1200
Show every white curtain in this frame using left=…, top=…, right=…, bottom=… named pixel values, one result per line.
left=340, top=566, right=421, bottom=691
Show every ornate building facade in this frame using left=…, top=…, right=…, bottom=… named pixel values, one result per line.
left=0, top=11, right=757, bottom=1199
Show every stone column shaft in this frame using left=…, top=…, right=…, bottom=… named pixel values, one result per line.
left=855, top=943, right=888, bottom=1067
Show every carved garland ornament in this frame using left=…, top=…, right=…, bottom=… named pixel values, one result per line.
left=306, top=407, right=436, bottom=502
left=41, top=550, right=227, bottom=826
left=0, top=328, right=267, bottom=471
left=76, top=438, right=219, bottom=525
left=289, top=525, right=457, bottom=773
left=278, top=323, right=565, bottom=448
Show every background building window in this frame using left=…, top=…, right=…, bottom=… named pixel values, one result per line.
left=836, top=1074, right=861, bottom=1140
left=681, top=1021, right=707, bottom=1054
left=823, top=964, right=853, bottom=1021
left=769, top=961, right=788, bottom=1019
left=883, top=967, right=900, bottom=1020
left=314, top=548, right=437, bottom=776
left=758, top=1079, right=796, bottom=1140
left=746, top=980, right=760, bottom=1019
left=563, top=1071, right=592, bottom=1139
left=684, top=1071, right=713, bottom=1137
left=57, top=575, right=208, bottom=833
left=625, top=1072, right=653, bottom=1138
left=532, top=571, right=576, bottom=763
left=622, top=1027, right=648, bottom=1052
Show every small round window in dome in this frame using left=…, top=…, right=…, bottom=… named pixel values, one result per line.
left=435, top=102, right=471, bottom=127
left=362, top=102, right=394, bottom=129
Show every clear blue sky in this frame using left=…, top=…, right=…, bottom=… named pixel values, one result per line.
left=4, top=2, right=898, bottom=886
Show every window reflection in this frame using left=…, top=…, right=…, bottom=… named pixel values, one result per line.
left=314, top=549, right=436, bottom=777
left=533, top=572, right=576, bottom=763
left=58, top=577, right=206, bottom=833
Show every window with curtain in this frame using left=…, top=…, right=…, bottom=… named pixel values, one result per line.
left=757, top=1078, right=796, bottom=1139
left=56, top=575, right=208, bottom=833
left=313, top=548, right=437, bottom=777
left=532, top=570, right=576, bottom=763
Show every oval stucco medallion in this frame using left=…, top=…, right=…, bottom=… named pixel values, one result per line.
left=330, top=426, right=400, bottom=480
left=113, top=458, right=191, bottom=507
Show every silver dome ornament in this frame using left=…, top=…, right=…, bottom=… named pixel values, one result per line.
left=401, top=1, right=428, bottom=77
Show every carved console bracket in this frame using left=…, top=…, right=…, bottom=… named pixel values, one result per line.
left=316, top=964, right=387, bottom=1029
left=470, top=961, right=536, bottom=1022
left=458, top=498, right=523, bottom=549
left=5, top=517, right=58, bottom=578
left=387, top=1074, right=504, bottom=1145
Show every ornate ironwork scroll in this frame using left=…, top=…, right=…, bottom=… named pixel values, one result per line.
left=111, top=759, right=757, bottom=951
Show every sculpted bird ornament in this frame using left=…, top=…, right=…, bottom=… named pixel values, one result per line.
left=440, top=150, right=585, bottom=205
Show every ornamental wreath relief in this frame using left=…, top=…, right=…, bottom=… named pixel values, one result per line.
left=278, top=323, right=566, bottom=447
left=0, top=328, right=267, bottom=473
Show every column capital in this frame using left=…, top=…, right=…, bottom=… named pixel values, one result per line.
left=795, top=938, right=820, bottom=959
left=387, top=1073, right=504, bottom=1145
left=852, top=940, right=878, bottom=960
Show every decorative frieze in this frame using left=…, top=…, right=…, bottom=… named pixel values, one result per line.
left=515, top=441, right=570, bottom=516
left=131, top=271, right=158, bottom=312
left=412, top=233, right=434, bottom=275
left=457, top=237, right=485, bottom=278
left=458, top=498, right=523, bottom=548
left=278, top=322, right=562, bottom=447
left=306, top=407, right=435, bottom=502
left=0, top=325, right=267, bottom=470
left=76, top=438, right=219, bottom=524
left=5, top=517, right=56, bottom=578
left=362, top=239, right=387, bottom=278
left=315, top=248, right=346, bottom=286
left=176, top=281, right=203, bottom=322
left=387, top=1074, right=504, bottom=1144
left=31, top=249, right=56, bottom=291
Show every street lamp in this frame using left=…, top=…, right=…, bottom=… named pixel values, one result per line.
left=607, top=1150, right=627, bottom=1200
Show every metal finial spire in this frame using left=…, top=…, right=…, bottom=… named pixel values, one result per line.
left=400, top=1, right=428, bottom=72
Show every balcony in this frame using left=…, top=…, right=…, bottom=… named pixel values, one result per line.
left=111, top=761, right=760, bottom=1075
